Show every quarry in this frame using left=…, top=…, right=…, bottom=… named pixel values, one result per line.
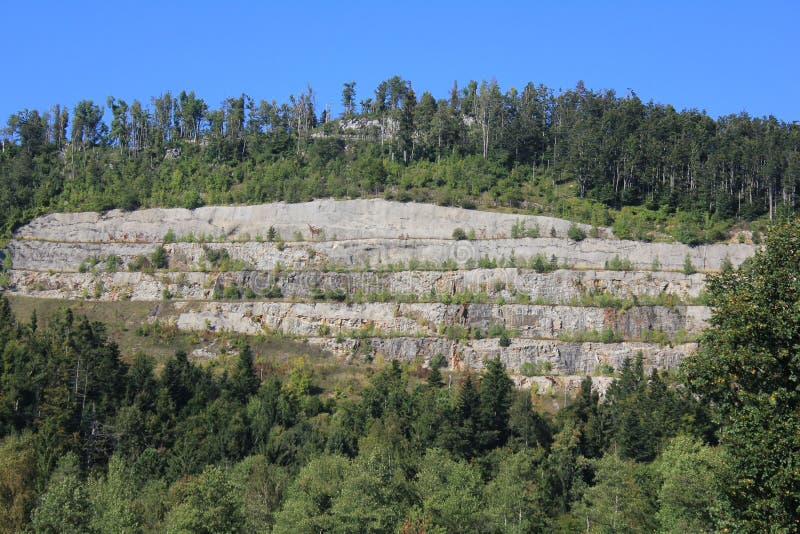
left=2, top=198, right=756, bottom=393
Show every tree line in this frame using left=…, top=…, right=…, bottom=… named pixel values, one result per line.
left=1, top=77, right=798, bottom=241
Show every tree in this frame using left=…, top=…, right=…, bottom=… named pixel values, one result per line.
left=574, top=453, right=658, bottom=533
left=162, top=465, right=244, bottom=534
left=70, top=100, right=104, bottom=147
left=341, top=82, right=356, bottom=117
left=683, top=217, right=800, bottom=531
left=229, top=344, right=259, bottom=401
left=30, top=453, right=92, bottom=534
left=655, top=435, right=725, bottom=533
left=478, top=357, right=514, bottom=449
left=484, top=449, right=549, bottom=533
left=0, top=433, right=37, bottom=533
left=415, top=448, right=485, bottom=531
left=272, top=454, right=351, bottom=533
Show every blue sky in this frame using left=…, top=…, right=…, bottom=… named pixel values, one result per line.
left=2, top=0, right=798, bottom=123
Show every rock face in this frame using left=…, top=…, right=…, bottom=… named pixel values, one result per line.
left=166, top=301, right=708, bottom=340
left=14, top=198, right=599, bottom=243
left=4, top=199, right=758, bottom=378
left=9, top=268, right=708, bottom=302
left=9, top=236, right=753, bottom=273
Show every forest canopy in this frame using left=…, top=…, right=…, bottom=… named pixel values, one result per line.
left=2, top=77, right=798, bottom=243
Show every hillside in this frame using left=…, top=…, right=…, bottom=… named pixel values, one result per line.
left=3, top=199, right=756, bottom=391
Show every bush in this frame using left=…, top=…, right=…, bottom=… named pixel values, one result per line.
left=264, top=286, right=283, bottom=299
left=163, top=229, right=177, bottom=243
left=430, top=353, right=448, bottom=369
left=212, top=285, right=224, bottom=299
left=520, top=360, right=552, bottom=376
left=567, top=223, right=586, bottom=241
left=683, top=254, right=697, bottom=275
left=151, top=246, right=169, bottom=269
left=204, top=247, right=230, bottom=268
left=105, top=255, right=122, bottom=272
left=499, top=331, right=511, bottom=347
left=452, top=227, right=467, bottom=240
left=128, top=255, right=152, bottom=272
left=223, top=284, right=240, bottom=299
left=605, top=255, right=633, bottom=271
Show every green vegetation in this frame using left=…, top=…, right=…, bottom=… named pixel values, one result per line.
left=520, top=360, right=553, bottom=376
left=0, top=211, right=794, bottom=530
left=683, top=218, right=800, bottom=530
left=2, top=78, right=796, bottom=246
left=567, top=223, right=586, bottom=241
left=3, top=75, right=799, bottom=532
left=0, top=305, right=717, bottom=533
left=510, top=219, right=540, bottom=238
left=559, top=327, right=624, bottom=343
left=604, top=254, right=633, bottom=271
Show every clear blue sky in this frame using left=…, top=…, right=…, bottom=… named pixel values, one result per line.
left=2, top=0, right=798, bottom=123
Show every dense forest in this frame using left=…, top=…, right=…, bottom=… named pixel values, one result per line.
left=2, top=77, right=799, bottom=243
left=1, top=219, right=800, bottom=531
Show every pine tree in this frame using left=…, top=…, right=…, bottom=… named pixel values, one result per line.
left=427, top=367, right=443, bottom=388
left=229, top=344, right=260, bottom=402
left=478, top=358, right=513, bottom=450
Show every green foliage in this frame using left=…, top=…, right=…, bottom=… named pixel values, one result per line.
left=520, top=360, right=553, bottom=376
left=223, top=284, right=241, bottom=299
left=151, top=246, right=169, bottom=269
left=682, top=254, right=697, bottom=275
left=273, top=454, right=351, bottom=533
left=30, top=453, right=92, bottom=534
left=655, top=435, right=725, bottom=533
left=529, top=253, right=557, bottom=273
left=162, top=466, right=244, bottom=533
left=511, top=219, right=540, bottom=238
left=0, top=433, right=37, bottom=532
left=451, top=227, right=467, bottom=240
left=604, top=254, right=633, bottom=270
left=128, top=254, right=152, bottom=272
left=573, top=453, right=659, bottom=532
left=567, top=223, right=586, bottom=241
left=559, top=328, right=623, bottom=343
left=682, top=218, right=800, bottom=530
left=163, top=229, right=177, bottom=243
left=415, top=448, right=485, bottom=531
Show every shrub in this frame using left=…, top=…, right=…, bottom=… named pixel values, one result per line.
left=151, top=246, right=169, bottom=269
left=223, top=284, right=241, bottom=299
left=128, top=255, right=152, bottom=272
left=478, top=255, right=497, bottom=268
left=520, top=360, right=552, bottom=376
left=499, top=331, right=511, bottom=347
left=163, top=229, right=177, bottom=243
left=567, top=223, right=586, bottom=242
left=683, top=254, right=697, bottom=275
left=600, top=327, right=622, bottom=343
left=452, top=227, right=467, bottom=240
left=605, top=255, right=633, bottom=271
left=264, top=286, right=283, bottom=299
left=430, top=353, right=448, bottom=369
left=105, top=255, right=122, bottom=272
